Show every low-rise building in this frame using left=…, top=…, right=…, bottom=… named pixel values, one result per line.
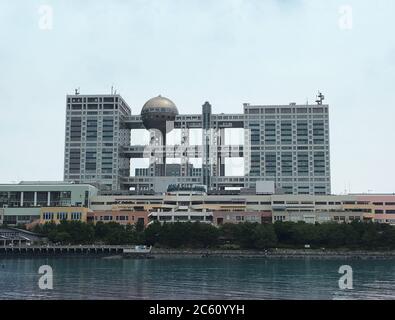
left=88, top=208, right=149, bottom=226
left=348, top=194, right=395, bottom=225
left=213, top=211, right=272, bottom=225
left=40, top=207, right=91, bottom=224
left=85, top=188, right=395, bottom=227
left=0, top=227, right=45, bottom=245
left=0, top=182, right=98, bottom=226
left=149, top=211, right=212, bottom=224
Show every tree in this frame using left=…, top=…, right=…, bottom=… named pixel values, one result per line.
left=135, top=219, right=145, bottom=233
left=252, top=224, right=277, bottom=249
left=53, top=231, right=72, bottom=244
left=144, top=221, right=162, bottom=246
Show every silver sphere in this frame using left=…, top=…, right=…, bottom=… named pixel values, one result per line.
left=141, top=95, right=178, bottom=132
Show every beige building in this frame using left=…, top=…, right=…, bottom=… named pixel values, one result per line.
left=89, top=191, right=379, bottom=225
left=40, top=207, right=91, bottom=224
left=88, top=206, right=149, bottom=226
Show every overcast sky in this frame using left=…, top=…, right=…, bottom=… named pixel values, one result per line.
left=0, top=0, right=394, bottom=194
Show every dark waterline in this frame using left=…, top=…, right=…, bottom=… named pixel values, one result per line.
left=0, top=257, right=394, bottom=300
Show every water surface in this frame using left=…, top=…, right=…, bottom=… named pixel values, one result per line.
left=0, top=257, right=394, bottom=300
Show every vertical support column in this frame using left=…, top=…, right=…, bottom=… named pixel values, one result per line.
left=149, top=130, right=161, bottom=177
left=161, top=129, right=166, bottom=177
left=181, top=126, right=189, bottom=176
left=217, top=127, right=225, bottom=177
left=202, top=102, right=212, bottom=190
left=34, top=192, right=37, bottom=207
left=47, top=192, right=51, bottom=207
left=20, top=192, right=24, bottom=207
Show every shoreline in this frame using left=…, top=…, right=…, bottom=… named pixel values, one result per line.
left=150, top=248, right=395, bottom=260
left=2, top=248, right=395, bottom=260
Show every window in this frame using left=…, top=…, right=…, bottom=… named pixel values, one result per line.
left=313, top=121, right=325, bottom=144
left=313, top=152, right=325, bottom=175
left=70, top=117, right=82, bottom=141
left=57, top=212, right=68, bottom=220
left=250, top=128, right=260, bottom=145
left=102, top=118, right=114, bottom=141
left=249, top=152, right=261, bottom=176
left=43, top=212, right=54, bottom=220
left=281, top=152, right=292, bottom=176
left=69, top=149, right=81, bottom=173
left=264, top=122, right=276, bottom=145
left=23, top=192, right=34, bottom=207
left=297, top=152, right=309, bottom=175
left=280, top=122, right=292, bottom=144
left=8, top=192, right=21, bottom=207
left=101, top=149, right=113, bottom=173
left=87, top=119, right=98, bottom=141
left=71, top=212, right=82, bottom=220
left=86, top=151, right=97, bottom=171
left=265, top=153, right=276, bottom=176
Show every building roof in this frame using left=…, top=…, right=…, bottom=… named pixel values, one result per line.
left=142, top=95, right=178, bottom=113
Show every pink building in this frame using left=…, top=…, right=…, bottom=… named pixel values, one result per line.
left=355, top=194, right=395, bottom=225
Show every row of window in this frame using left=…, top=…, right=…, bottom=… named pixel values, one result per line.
left=375, top=210, right=395, bottom=214
left=69, top=97, right=120, bottom=103
left=94, top=215, right=137, bottom=221
left=42, top=212, right=82, bottom=220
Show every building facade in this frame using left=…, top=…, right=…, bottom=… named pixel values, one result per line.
left=89, top=191, right=395, bottom=226
left=242, top=102, right=330, bottom=195
left=63, top=94, right=131, bottom=191
left=40, top=207, right=91, bottom=224
left=0, top=182, right=98, bottom=226
left=88, top=209, right=149, bottom=226
left=3, top=182, right=394, bottom=227
left=63, top=92, right=330, bottom=195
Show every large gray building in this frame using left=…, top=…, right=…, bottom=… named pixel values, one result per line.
left=64, top=92, right=330, bottom=195
left=64, top=93, right=131, bottom=191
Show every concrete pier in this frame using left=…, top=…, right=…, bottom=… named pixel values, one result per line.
left=0, top=245, right=152, bottom=257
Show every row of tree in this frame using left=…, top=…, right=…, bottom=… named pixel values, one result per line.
left=31, top=220, right=395, bottom=250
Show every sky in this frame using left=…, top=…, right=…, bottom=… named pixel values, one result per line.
left=0, top=0, right=394, bottom=194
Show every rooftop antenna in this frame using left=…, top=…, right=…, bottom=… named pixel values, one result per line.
left=111, top=85, right=114, bottom=95
left=315, top=91, right=325, bottom=105
left=75, top=87, right=80, bottom=95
